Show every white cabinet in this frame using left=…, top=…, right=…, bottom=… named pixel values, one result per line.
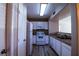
left=52, top=38, right=56, bottom=50
left=33, top=35, right=36, bottom=44
left=32, top=22, right=48, bottom=29
left=50, top=37, right=61, bottom=55
left=55, top=39, right=62, bottom=55
left=36, top=22, right=48, bottom=29
left=49, top=37, right=53, bottom=47
left=45, top=35, right=49, bottom=44
left=49, top=37, right=56, bottom=51
left=62, top=42, right=71, bottom=56
left=43, top=22, right=48, bottom=29
left=33, top=23, right=37, bottom=29
left=49, top=37, right=71, bottom=56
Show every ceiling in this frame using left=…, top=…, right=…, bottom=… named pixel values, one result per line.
left=24, top=3, right=67, bottom=21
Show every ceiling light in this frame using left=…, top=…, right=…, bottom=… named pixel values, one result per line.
left=40, top=4, right=47, bottom=16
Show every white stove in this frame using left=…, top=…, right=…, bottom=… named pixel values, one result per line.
left=36, top=31, right=46, bottom=45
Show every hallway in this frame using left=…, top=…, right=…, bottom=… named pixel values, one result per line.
left=32, top=45, right=57, bottom=56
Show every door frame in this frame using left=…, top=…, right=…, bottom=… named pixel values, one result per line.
left=75, top=4, right=79, bottom=55
left=26, top=20, right=29, bottom=56
left=5, top=3, right=13, bottom=56
left=70, top=3, right=79, bottom=56
left=16, top=4, right=19, bottom=56
left=5, top=3, right=19, bottom=56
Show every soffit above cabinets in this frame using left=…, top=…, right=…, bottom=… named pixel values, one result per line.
left=49, top=3, right=67, bottom=21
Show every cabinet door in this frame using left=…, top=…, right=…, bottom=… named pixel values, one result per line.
left=36, top=22, right=43, bottom=29
left=33, top=35, right=36, bottom=44
left=50, top=37, right=53, bottom=48
left=55, top=39, right=62, bottom=55
left=62, top=42, right=71, bottom=56
left=49, top=37, right=55, bottom=49
left=32, top=22, right=37, bottom=29
left=53, top=38, right=56, bottom=50
left=45, top=35, right=48, bottom=44
left=49, top=37, right=53, bottom=46
left=43, top=22, right=48, bottom=29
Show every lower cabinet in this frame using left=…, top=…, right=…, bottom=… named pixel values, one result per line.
left=33, top=35, right=36, bottom=44
left=50, top=37, right=56, bottom=50
left=49, top=37, right=71, bottom=56
left=45, top=35, right=49, bottom=44
left=61, top=42, right=71, bottom=56
left=55, top=39, right=62, bottom=56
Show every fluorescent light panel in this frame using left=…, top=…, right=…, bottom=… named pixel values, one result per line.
left=40, top=4, right=47, bottom=16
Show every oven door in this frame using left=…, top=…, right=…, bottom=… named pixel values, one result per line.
left=36, top=32, right=45, bottom=45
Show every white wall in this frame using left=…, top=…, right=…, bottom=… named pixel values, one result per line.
left=0, top=3, right=6, bottom=56
left=49, top=20, right=59, bottom=34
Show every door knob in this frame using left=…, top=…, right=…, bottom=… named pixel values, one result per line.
left=1, top=49, right=7, bottom=54
left=23, top=39, right=26, bottom=41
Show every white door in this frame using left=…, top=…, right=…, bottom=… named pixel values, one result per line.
left=18, top=4, right=27, bottom=56
left=0, top=4, right=6, bottom=56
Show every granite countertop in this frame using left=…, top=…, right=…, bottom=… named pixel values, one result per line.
left=49, top=34, right=71, bottom=46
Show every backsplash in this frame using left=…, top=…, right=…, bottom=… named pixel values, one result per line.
left=33, top=29, right=48, bottom=35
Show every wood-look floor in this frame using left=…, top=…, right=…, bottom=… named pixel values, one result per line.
left=32, top=45, right=57, bottom=56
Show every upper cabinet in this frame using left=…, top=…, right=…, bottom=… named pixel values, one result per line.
left=32, top=22, right=48, bottom=29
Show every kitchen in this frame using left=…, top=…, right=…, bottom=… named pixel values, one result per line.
left=26, top=3, right=72, bottom=56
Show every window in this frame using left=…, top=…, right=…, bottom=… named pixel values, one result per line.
left=59, top=16, right=71, bottom=33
